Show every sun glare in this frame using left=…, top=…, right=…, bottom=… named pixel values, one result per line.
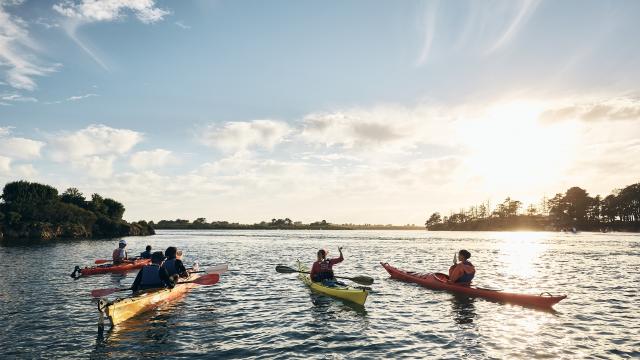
left=459, top=100, right=579, bottom=195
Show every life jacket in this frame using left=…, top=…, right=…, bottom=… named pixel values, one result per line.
left=140, top=250, right=152, bottom=259
left=138, top=264, right=165, bottom=290
left=313, top=259, right=335, bottom=281
left=162, top=258, right=179, bottom=276
left=455, top=261, right=476, bottom=283
left=112, top=248, right=127, bottom=263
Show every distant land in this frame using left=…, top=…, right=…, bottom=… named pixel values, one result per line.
left=0, top=181, right=154, bottom=241
left=425, top=181, right=640, bottom=232
left=152, top=218, right=423, bottom=231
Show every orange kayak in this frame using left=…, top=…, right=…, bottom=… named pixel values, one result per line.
left=72, top=259, right=151, bottom=277
left=381, top=262, right=566, bottom=308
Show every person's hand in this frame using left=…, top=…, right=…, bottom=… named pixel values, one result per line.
left=338, top=247, right=343, bottom=253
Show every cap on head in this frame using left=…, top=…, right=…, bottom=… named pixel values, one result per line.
left=119, top=239, right=127, bottom=246
left=151, top=251, right=165, bottom=263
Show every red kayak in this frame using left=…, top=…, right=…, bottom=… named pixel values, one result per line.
left=71, top=259, right=151, bottom=277
left=381, top=262, right=566, bottom=308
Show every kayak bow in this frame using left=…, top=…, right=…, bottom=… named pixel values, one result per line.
left=72, top=258, right=151, bottom=277
left=381, top=262, right=566, bottom=309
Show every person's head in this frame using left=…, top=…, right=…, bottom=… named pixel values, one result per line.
left=145, top=245, right=152, bottom=252
left=165, top=246, right=178, bottom=259
left=176, top=250, right=183, bottom=260
left=317, top=249, right=327, bottom=261
left=458, top=249, right=471, bottom=262
left=118, top=239, right=127, bottom=248
left=151, top=251, right=165, bottom=264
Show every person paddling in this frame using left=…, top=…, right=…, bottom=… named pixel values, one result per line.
left=448, top=249, right=475, bottom=284
left=162, top=246, right=189, bottom=279
left=112, top=240, right=129, bottom=264
left=131, top=251, right=175, bottom=292
left=310, top=247, right=344, bottom=286
left=140, top=245, right=152, bottom=259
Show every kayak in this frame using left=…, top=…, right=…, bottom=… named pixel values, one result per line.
left=97, top=274, right=202, bottom=326
left=296, top=260, right=369, bottom=306
left=73, top=259, right=151, bottom=277
left=381, top=262, right=566, bottom=308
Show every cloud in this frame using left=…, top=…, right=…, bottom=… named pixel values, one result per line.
left=72, top=155, right=115, bottom=178
left=200, top=120, right=291, bottom=153
left=0, top=2, right=59, bottom=90
left=53, top=0, right=170, bottom=24
left=0, top=155, right=10, bottom=173
left=416, top=0, right=439, bottom=66
left=129, top=149, right=176, bottom=170
left=0, top=93, right=38, bottom=104
left=540, top=98, right=640, bottom=123
left=174, top=21, right=190, bottom=30
left=0, top=136, right=45, bottom=159
left=485, top=0, right=540, bottom=54
left=48, top=124, right=143, bottom=161
left=67, top=93, right=98, bottom=101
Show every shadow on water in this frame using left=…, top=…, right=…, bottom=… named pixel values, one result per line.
left=450, top=294, right=477, bottom=324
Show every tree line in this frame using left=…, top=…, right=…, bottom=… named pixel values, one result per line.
left=425, top=181, right=640, bottom=232
left=0, top=181, right=154, bottom=241
left=153, top=218, right=421, bottom=230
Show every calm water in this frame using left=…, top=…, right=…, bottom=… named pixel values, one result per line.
left=1, top=230, right=639, bottom=359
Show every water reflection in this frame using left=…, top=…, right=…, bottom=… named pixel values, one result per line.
left=450, top=294, right=476, bottom=325
left=496, top=232, right=547, bottom=281
left=308, top=293, right=368, bottom=317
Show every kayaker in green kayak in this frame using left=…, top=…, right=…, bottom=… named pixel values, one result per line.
left=310, top=247, right=344, bottom=286
left=131, top=251, right=175, bottom=292
left=448, top=249, right=475, bottom=284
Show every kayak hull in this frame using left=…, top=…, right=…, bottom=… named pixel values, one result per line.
left=79, top=259, right=150, bottom=276
left=99, top=275, right=200, bottom=326
left=297, top=260, right=368, bottom=306
left=381, top=262, right=566, bottom=308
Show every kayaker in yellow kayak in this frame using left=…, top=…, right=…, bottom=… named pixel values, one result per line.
left=310, top=247, right=344, bottom=286
left=139, top=245, right=152, bottom=259
left=131, top=251, right=175, bottom=292
left=448, top=249, right=475, bottom=284
left=162, top=246, right=189, bottom=279
left=112, top=240, right=129, bottom=264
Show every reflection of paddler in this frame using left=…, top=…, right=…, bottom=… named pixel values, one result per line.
left=448, top=249, right=475, bottom=284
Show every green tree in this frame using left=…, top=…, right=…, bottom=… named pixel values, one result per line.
left=425, top=212, right=441, bottom=228
left=60, top=187, right=86, bottom=208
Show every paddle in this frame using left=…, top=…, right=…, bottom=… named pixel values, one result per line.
left=90, top=273, right=220, bottom=298
left=189, top=263, right=228, bottom=274
left=94, top=259, right=111, bottom=264
left=275, top=265, right=374, bottom=286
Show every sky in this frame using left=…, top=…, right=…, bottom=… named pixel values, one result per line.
left=1, top=0, right=640, bottom=224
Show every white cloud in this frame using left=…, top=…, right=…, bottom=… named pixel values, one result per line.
left=200, top=120, right=291, bottom=153
left=0, top=136, right=45, bottom=159
left=174, top=21, right=190, bottom=30
left=1, top=93, right=38, bottom=103
left=53, top=0, right=170, bottom=24
left=13, top=163, right=37, bottom=178
left=0, top=2, right=58, bottom=90
left=0, top=155, right=10, bottom=173
left=67, top=93, right=98, bottom=101
left=48, top=124, right=143, bottom=161
left=129, top=149, right=175, bottom=170
left=540, top=97, right=640, bottom=123
left=72, top=155, right=115, bottom=178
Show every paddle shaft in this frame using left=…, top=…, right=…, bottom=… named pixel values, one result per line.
left=276, top=265, right=373, bottom=285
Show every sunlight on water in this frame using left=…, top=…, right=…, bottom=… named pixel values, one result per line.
left=496, top=232, right=547, bottom=282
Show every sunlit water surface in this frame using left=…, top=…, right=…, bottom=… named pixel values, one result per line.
left=1, top=230, right=638, bottom=359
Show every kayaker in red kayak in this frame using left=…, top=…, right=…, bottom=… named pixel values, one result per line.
left=162, top=246, right=189, bottom=279
left=131, top=251, right=175, bottom=292
left=448, top=249, right=475, bottom=284
left=112, top=240, right=129, bottom=264
left=310, top=247, right=344, bottom=285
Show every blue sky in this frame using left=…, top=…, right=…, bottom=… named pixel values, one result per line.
left=1, top=0, right=639, bottom=223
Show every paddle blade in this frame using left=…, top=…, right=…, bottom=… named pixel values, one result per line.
left=91, top=287, right=121, bottom=298
left=94, top=259, right=111, bottom=264
left=349, top=276, right=374, bottom=286
left=192, top=273, right=220, bottom=286
left=275, top=265, right=298, bottom=274
left=205, top=264, right=228, bottom=274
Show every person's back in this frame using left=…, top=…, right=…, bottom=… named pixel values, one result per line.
left=448, top=249, right=475, bottom=284
left=162, top=246, right=189, bottom=278
left=112, top=240, right=128, bottom=264
left=131, top=251, right=174, bottom=292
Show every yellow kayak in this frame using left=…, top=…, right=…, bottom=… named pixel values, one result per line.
left=98, top=274, right=201, bottom=326
left=296, top=260, right=369, bottom=306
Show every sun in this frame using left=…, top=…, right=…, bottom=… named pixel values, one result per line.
left=458, top=100, right=579, bottom=197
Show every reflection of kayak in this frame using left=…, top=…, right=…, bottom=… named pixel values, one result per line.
left=74, top=259, right=150, bottom=277
left=297, top=260, right=369, bottom=306
left=98, top=274, right=201, bottom=326
left=381, top=262, right=566, bottom=308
